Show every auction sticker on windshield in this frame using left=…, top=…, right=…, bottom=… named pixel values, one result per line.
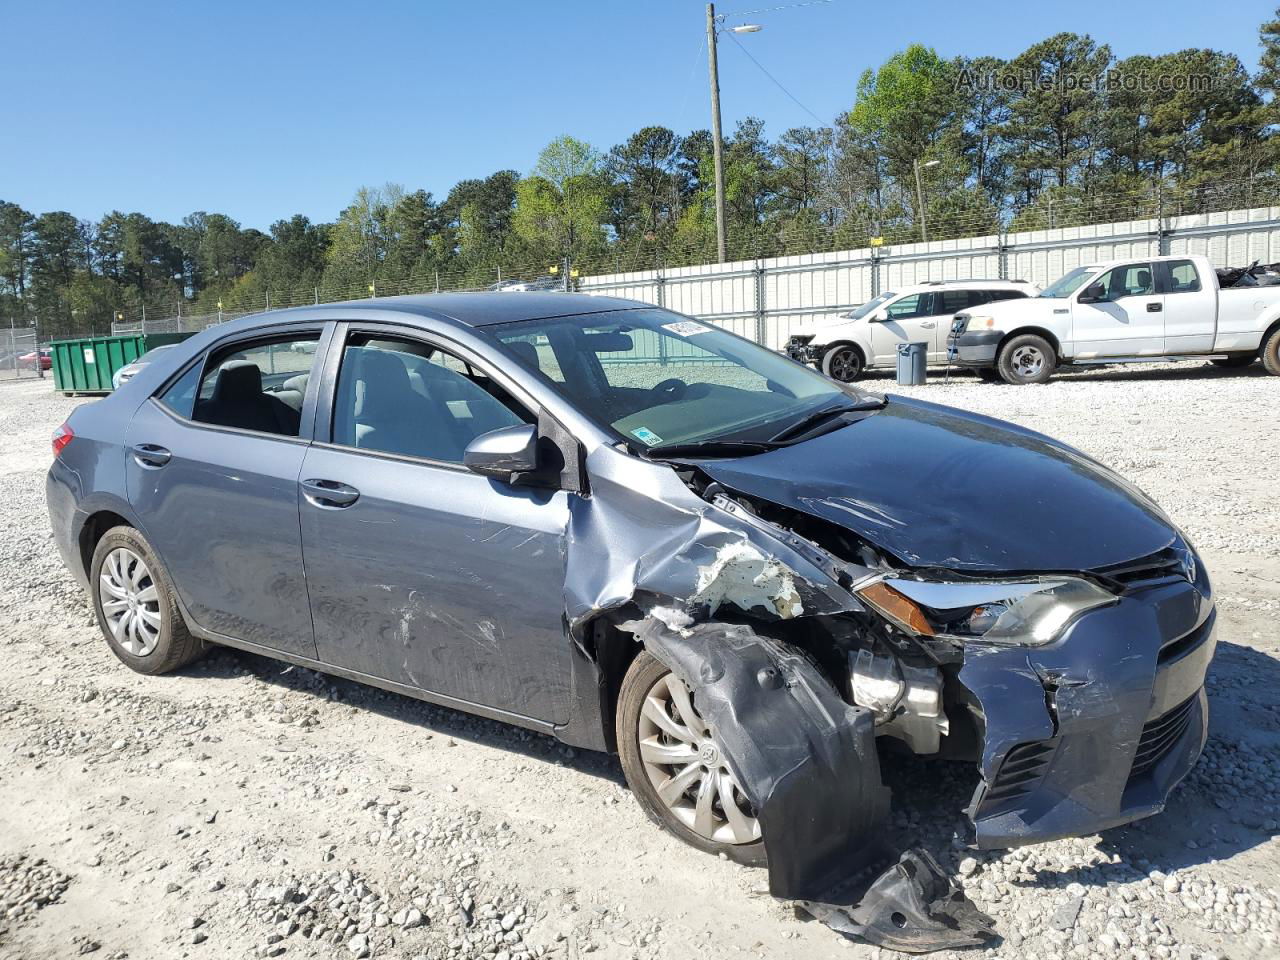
left=662, top=320, right=711, bottom=336
left=631, top=427, right=663, bottom=446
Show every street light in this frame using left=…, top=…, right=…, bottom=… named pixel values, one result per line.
left=914, top=158, right=941, bottom=243
left=706, top=3, right=764, bottom=263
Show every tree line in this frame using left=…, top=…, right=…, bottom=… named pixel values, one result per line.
left=5, top=14, right=1280, bottom=339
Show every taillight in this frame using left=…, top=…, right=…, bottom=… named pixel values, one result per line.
left=52, top=423, right=74, bottom=457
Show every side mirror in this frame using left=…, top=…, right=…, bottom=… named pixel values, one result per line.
left=872, top=310, right=888, bottom=323
left=463, top=424, right=539, bottom=480
left=1079, top=283, right=1106, bottom=303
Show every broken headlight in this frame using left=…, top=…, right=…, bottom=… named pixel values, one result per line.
left=856, top=577, right=1115, bottom=647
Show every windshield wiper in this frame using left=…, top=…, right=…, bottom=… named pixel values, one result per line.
left=768, top=398, right=884, bottom=444
left=642, top=439, right=777, bottom=459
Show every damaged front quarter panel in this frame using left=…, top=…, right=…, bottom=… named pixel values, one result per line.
left=566, top=444, right=996, bottom=952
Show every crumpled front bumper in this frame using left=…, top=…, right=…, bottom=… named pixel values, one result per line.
left=785, top=336, right=821, bottom=364
left=960, top=575, right=1215, bottom=848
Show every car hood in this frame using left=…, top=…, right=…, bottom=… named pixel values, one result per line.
left=694, top=397, right=1177, bottom=573
left=965, top=297, right=1058, bottom=323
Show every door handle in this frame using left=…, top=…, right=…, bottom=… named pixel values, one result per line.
left=301, top=478, right=361, bottom=509
left=131, top=443, right=171, bottom=468
left=920, top=321, right=936, bottom=329
left=1147, top=302, right=1163, bottom=312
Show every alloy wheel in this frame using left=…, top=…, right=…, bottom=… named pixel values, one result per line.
left=99, top=547, right=162, bottom=657
left=636, top=672, right=761, bottom=845
left=827, top=347, right=862, bottom=382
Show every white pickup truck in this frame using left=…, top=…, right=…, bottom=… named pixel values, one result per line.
left=948, top=254, right=1280, bottom=384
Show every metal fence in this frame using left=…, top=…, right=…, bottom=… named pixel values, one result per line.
left=0, top=327, right=43, bottom=383
left=113, top=204, right=1280, bottom=349
left=579, top=205, right=1280, bottom=348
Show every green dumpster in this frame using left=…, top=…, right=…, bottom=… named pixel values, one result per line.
left=50, top=332, right=193, bottom=395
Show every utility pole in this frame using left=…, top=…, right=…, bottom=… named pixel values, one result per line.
left=913, top=158, right=928, bottom=244
left=913, top=158, right=940, bottom=244
left=707, top=3, right=728, bottom=263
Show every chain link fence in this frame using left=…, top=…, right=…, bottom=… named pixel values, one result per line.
left=0, top=328, right=44, bottom=383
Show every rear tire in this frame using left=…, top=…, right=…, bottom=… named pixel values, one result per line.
left=822, top=344, right=864, bottom=382
left=1262, top=326, right=1280, bottom=377
left=997, top=334, right=1056, bottom=385
left=616, top=651, right=767, bottom=866
left=90, top=526, right=204, bottom=675
left=1210, top=354, right=1256, bottom=368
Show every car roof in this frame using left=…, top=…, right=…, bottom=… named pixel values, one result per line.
left=237, top=292, right=647, bottom=330
left=893, top=279, right=1035, bottom=294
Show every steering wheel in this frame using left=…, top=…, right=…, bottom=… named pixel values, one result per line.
left=649, top=378, right=688, bottom=402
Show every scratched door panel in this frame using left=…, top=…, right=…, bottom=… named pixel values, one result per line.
left=298, top=443, right=574, bottom=724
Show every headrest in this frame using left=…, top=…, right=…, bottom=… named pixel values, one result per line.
left=1136, top=269, right=1151, bottom=286
left=212, top=361, right=263, bottom=402
left=282, top=373, right=309, bottom=394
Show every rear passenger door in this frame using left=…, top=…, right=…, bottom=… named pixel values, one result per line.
left=927, top=290, right=983, bottom=360
left=297, top=325, right=575, bottom=725
left=124, top=327, right=330, bottom=658
left=1156, top=259, right=1215, bottom=354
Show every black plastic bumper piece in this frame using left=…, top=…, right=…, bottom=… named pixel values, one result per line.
left=797, top=849, right=996, bottom=954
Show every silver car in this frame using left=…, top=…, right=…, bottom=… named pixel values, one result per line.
left=111, top=343, right=178, bottom=389
left=47, top=293, right=1215, bottom=946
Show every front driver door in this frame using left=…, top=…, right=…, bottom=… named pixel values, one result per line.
left=1071, top=262, right=1165, bottom=358
left=298, top=326, right=575, bottom=725
left=869, top=292, right=936, bottom=365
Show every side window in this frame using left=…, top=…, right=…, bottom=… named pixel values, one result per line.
left=331, top=336, right=526, bottom=463
left=934, top=291, right=972, bottom=315
left=157, top=361, right=202, bottom=419
left=885, top=293, right=930, bottom=320
left=1158, top=260, right=1202, bottom=294
left=1094, top=264, right=1154, bottom=300
left=984, top=289, right=1027, bottom=304
left=191, top=334, right=320, bottom=437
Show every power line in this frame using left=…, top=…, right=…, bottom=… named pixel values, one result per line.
left=734, top=0, right=835, bottom=17
left=722, top=27, right=828, bottom=126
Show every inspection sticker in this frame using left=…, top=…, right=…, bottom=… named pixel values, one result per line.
left=662, top=320, right=711, bottom=337
left=631, top=427, right=663, bottom=446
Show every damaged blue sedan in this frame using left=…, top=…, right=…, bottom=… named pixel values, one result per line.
left=47, top=293, right=1215, bottom=951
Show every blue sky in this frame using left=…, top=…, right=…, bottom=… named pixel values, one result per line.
left=2, top=0, right=1273, bottom=230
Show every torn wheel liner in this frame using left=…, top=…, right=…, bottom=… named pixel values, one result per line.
left=629, top=618, right=889, bottom=901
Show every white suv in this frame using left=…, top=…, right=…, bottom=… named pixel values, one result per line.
left=786, top=279, right=1040, bottom=381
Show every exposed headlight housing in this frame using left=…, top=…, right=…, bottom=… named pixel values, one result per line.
left=962, top=314, right=998, bottom=331
left=856, top=576, right=1115, bottom=647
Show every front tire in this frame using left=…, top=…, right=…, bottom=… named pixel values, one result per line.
left=90, top=526, right=204, bottom=675
left=822, top=344, right=864, bottom=382
left=617, top=651, right=766, bottom=865
left=997, top=334, right=1056, bottom=385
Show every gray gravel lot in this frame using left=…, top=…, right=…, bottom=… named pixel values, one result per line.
left=0, top=361, right=1277, bottom=960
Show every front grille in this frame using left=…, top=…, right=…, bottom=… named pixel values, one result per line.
left=1091, top=546, right=1187, bottom=592
left=1130, top=695, right=1196, bottom=778
left=982, top=739, right=1057, bottom=812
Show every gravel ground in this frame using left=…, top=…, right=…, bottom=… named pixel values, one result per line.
left=0, top=360, right=1278, bottom=960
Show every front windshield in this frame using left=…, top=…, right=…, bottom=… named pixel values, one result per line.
left=490, top=308, right=857, bottom=449
left=1039, top=267, right=1096, bottom=299
left=846, top=292, right=895, bottom=319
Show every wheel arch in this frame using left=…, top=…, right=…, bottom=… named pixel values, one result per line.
left=998, top=326, right=1062, bottom=361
